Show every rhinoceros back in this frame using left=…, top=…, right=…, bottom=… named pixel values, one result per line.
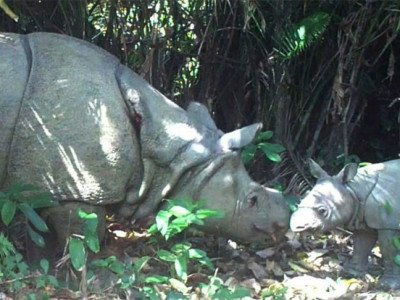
left=348, top=159, right=400, bottom=230
left=1, top=32, right=139, bottom=204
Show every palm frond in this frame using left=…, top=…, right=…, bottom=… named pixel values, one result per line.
left=273, top=11, right=330, bottom=60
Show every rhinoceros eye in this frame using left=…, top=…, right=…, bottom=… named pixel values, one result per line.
left=248, top=196, right=258, bottom=208
left=317, top=207, right=328, bottom=217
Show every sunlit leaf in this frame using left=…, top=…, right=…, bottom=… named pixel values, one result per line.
left=157, top=249, right=176, bottom=262
left=145, top=275, right=169, bottom=283
left=195, top=209, right=224, bottom=219
left=175, top=255, right=188, bottom=280
left=169, top=205, right=191, bottom=217
left=169, top=278, right=188, bottom=294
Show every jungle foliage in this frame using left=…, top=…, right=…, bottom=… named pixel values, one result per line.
left=1, top=0, right=400, bottom=191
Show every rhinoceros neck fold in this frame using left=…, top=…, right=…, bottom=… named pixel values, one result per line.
left=345, top=171, right=379, bottom=230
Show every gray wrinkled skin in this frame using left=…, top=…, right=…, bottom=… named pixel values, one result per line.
left=290, top=159, right=400, bottom=289
left=0, top=32, right=289, bottom=245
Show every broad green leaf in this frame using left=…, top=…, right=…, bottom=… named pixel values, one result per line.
left=171, top=242, right=191, bottom=253
left=266, top=152, right=282, bottom=162
left=40, top=259, right=49, bottom=274
left=18, top=203, right=49, bottom=232
left=169, top=278, right=188, bottom=294
left=27, top=225, right=45, bottom=248
left=29, top=193, right=56, bottom=209
left=188, top=248, right=206, bottom=259
left=257, top=131, right=274, bottom=141
left=145, top=275, right=169, bottom=283
left=157, top=249, right=176, bottom=262
left=195, top=209, right=224, bottom=219
left=393, top=236, right=400, bottom=250
left=198, top=256, right=214, bottom=269
left=83, top=229, right=100, bottom=253
left=109, top=260, right=124, bottom=275
left=169, top=205, right=190, bottom=217
left=258, top=142, right=285, bottom=154
left=90, top=259, right=109, bottom=268
left=155, top=210, right=171, bottom=236
left=69, top=237, right=86, bottom=271
left=175, top=255, right=188, bottom=280
left=1, top=199, right=16, bottom=225
left=241, top=144, right=257, bottom=164
left=134, top=256, right=151, bottom=273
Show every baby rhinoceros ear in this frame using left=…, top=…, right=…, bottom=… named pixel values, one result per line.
left=336, top=163, right=358, bottom=183
left=308, top=158, right=329, bottom=179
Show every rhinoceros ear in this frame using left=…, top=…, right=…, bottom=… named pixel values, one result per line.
left=336, top=163, right=358, bottom=183
left=217, top=123, right=262, bottom=152
left=308, top=159, right=329, bottom=179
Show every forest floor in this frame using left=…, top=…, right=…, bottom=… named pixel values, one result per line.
left=3, top=227, right=400, bottom=299
left=61, top=230, right=400, bottom=299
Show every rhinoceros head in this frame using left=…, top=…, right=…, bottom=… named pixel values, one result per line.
left=290, top=159, right=358, bottom=233
left=180, top=151, right=290, bottom=243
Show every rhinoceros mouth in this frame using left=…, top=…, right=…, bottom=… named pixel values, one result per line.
left=253, top=223, right=285, bottom=242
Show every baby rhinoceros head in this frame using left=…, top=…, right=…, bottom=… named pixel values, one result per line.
left=290, top=159, right=359, bottom=233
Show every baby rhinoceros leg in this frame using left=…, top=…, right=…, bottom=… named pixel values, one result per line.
left=378, top=229, right=400, bottom=290
left=344, top=229, right=378, bottom=276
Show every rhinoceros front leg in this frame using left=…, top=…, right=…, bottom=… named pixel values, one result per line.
left=377, top=229, right=400, bottom=289
left=344, top=229, right=377, bottom=276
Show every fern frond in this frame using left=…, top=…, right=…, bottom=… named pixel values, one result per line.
left=274, top=12, right=330, bottom=60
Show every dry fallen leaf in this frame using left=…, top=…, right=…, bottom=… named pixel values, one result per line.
left=256, top=247, right=275, bottom=259
left=248, top=261, right=267, bottom=279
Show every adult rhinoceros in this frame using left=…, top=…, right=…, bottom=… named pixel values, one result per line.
left=0, top=32, right=289, bottom=246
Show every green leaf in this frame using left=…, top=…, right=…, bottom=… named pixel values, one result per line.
left=169, top=205, right=191, bottom=217
left=109, top=260, right=124, bottom=275
left=175, top=255, right=188, bottom=280
left=266, top=152, right=282, bottom=162
left=188, top=248, right=207, bottom=259
left=69, top=237, right=86, bottom=271
left=145, top=275, right=169, bottom=283
left=171, top=242, right=191, bottom=254
left=393, top=236, right=400, bottom=250
left=155, top=210, right=171, bottom=236
left=195, top=209, right=224, bottom=219
left=29, top=193, right=56, bottom=209
left=40, top=259, right=49, bottom=274
left=198, top=256, right=215, bottom=269
left=169, top=278, right=188, bottom=294
left=241, top=144, right=257, bottom=164
left=257, top=131, right=273, bottom=141
left=83, top=229, right=100, bottom=253
left=395, top=254, right=400, bottom=267
left=132, top=256, right=150, bottom=276
left=27, top=225, right=45, bottom=248
left=18, top=203, right=49, bottom=232
left=157, top=249, right=176, bottom=262
left=1, top=199, right=16, bottom=226
left=273, top=12, right=330, bottom=60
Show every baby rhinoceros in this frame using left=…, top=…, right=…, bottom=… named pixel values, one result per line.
left=290, top=159, right=400, bottom=290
